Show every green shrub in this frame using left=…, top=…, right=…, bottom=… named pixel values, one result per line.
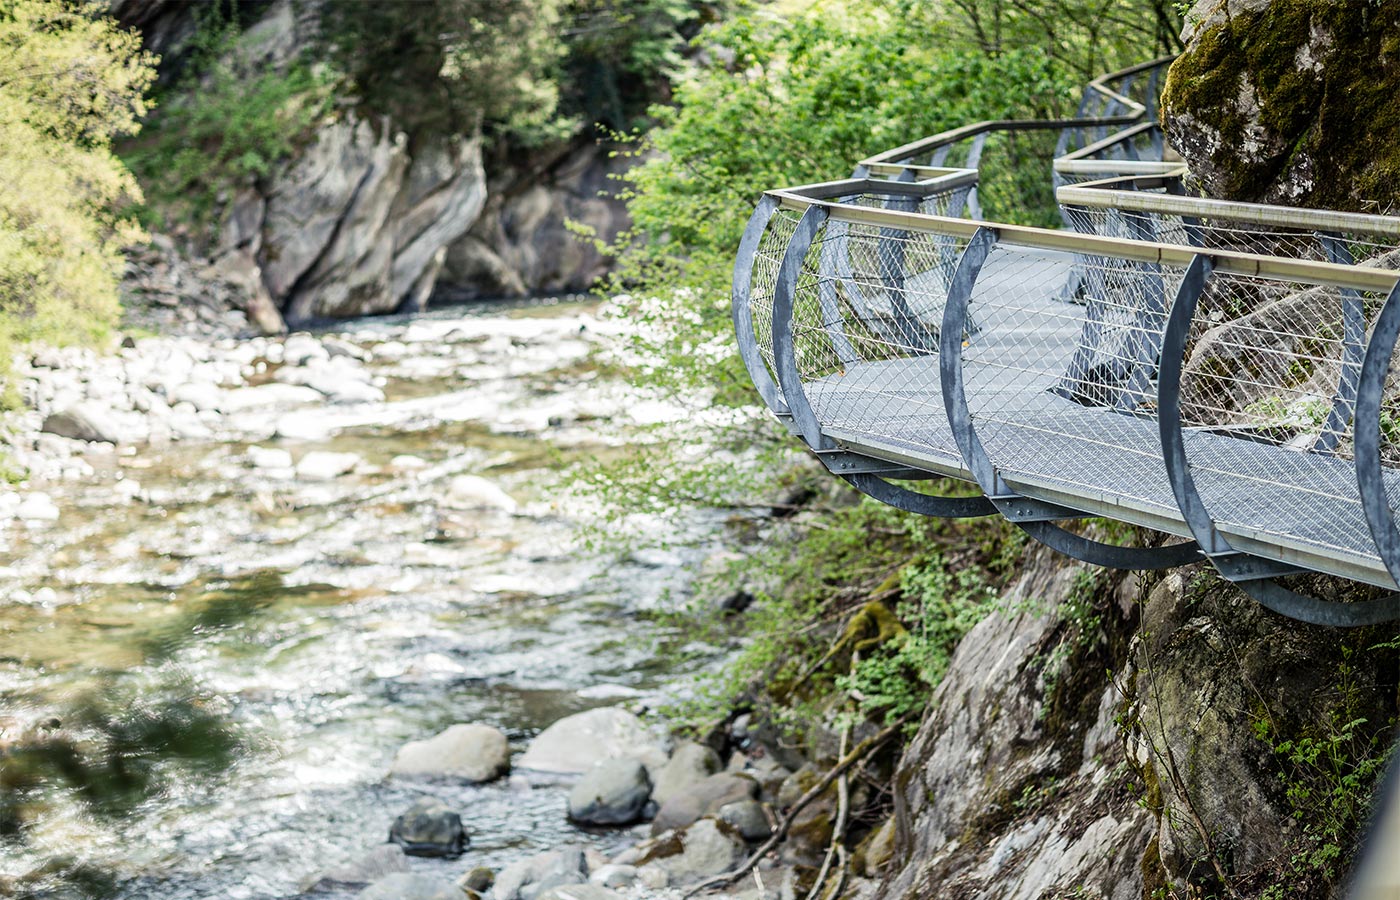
left=121, top=18, right=333, bottom=231
left=0, top=0, right=154, bottom=383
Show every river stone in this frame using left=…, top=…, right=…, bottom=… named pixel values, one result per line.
left=295, top=450, right=361, bottom=481
left=388, top=797, right=467, bottom=857
left=170, top=380, right=224, bottom=413
left=307, top=844, right=409, bottom=890
left=717, top=798, right=771, bottom=842
left=588, top=865, right=637, bottom=889
left=246, top=445, right=294, bottom=470
left=357, top=873, right=461, bottom=900
left=41, top=402, right=125, bottom=444
left=639, top=819, right=746, bottom=884
left=444, top=474, right=518, bottom=513
left=650, top=772, right=759, bottom=836
left=651, top=741, right=721, bottom=806
left=519, top=708, right=665, bottom=776
left=390, top=723, right=510, bottom=783
left=16, top=493, right=60, bottom=522
left=490, top=847, right=587, bottom=900
left=535, top=886, right=623, bottom=900
left=567, top=758, right=652, bottom=826
left=460, top=867, right=494, bottom=892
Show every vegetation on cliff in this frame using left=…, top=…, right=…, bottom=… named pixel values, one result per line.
left=0, top=0, right=154, bottom=382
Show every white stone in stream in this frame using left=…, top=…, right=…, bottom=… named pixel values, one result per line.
left=283, top=334, right=328, bottom=367
left=390, top=723, right=510, bottom=783
left=114, top=478, right=142, bottom=501
left=16, top=493, right=59, bottom=522
left=247, top=446, right=294, bottom=470
left=323, top=336, right=370, bottom=361
left=389, top=454, right=429, bottom=471
left=518, top=708, right=667, bottom=775
left=535, top=886, right=623, bottom=900
left=273, top=416, right=333, bottom=442
left=170, top=380, right=223, bottom=413
left=589, top=865, right=638, bottom=889
left=220, top=383, right=323, bottom=412
left=308, top=375, right=384, bottom=405
left=444, top=475, right=517, bottom=513
left=295, top=450, right=361, bottom=481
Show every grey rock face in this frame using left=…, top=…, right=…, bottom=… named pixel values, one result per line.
left=716, top=798, right=771, bottom=842
left=518, top=708, right=666, bottom=776
left=357, top=872, right=463, bottom=900
left=650, top=772, right=758, bottom=836
left=41, top=403, right=126, bottom=444
left=490, top=848, right=588, bottom=900
left=388, top=797, right=468, bottom=858
left=639, top=819, right=746, bottom=885
left=567, top=758, right=653, bottom=826
left=390, top=723, right=511, bottom=783
left=651, top=741, right=722, bottom=806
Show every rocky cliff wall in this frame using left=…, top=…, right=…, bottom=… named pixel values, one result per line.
left=864, top=546, right=1396, bottom=900
left=1161, top=0, right=1400, bottom=210
left=113, top=0, right=631, bottom=332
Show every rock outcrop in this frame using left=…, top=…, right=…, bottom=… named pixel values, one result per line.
left=1162, top=0, right=1400, bottom=210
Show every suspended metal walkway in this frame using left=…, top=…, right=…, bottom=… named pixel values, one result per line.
left=732, top=58, right=1400, bottom=627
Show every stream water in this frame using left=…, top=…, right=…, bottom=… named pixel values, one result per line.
left=0, top=299, right=735, bottom=899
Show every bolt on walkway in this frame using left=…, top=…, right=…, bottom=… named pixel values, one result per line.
left=732, top=58, right=1400, bottom=627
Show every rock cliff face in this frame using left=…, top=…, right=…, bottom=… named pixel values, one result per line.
left=867, top=545, right=1396, bottom=900
left=112, top=0, right=630, bottom=332
left=1162, top=0, right=1400, bottom=210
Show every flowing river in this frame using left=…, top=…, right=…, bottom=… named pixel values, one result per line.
left=0, top=298, right=737, bottom=899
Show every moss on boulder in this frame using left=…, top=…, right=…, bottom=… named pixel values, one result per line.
left=1162, top=0, right=1400, bottom=210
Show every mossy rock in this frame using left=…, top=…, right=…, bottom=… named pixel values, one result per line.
left=1162, top=0, right=1400, bottom=210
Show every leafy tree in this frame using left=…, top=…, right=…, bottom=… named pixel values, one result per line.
left=318, top=0, right=569, bottom=145
left=0, top=0, right=155, bottom=376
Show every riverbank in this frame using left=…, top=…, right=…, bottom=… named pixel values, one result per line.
left=0, top=296, right=788, bottom=899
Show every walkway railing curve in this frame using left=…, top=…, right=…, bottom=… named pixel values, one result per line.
left=731, top=58, right=1400, bottom=625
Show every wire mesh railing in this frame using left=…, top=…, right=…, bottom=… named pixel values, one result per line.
left=731, top=55, right=1400, bottom=625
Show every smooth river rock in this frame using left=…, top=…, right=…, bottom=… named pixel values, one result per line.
left=444, top=474, right=518, bottom=513
left=638, top=818, right=746, bottom=885
left=390, top=723, right=510, bottom=783
left=567, top=758, right=652, bottom=826
left=295, top=450, right=361, bottom=481
left=40, top=402, right=126, bottom=444
left=490, top=847, right=587, bottom=900
left=651, top=741, right=721, bottom=806
left=518, top=708, right=665, bottom=776
left=388, top=797, right=468, bottom=857
left=357, top=872, right=462, bottom=900
left=650, top=772, right=759, bottom=836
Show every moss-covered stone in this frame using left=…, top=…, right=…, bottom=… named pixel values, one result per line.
left=1162, top=0, right=1400, bottom=210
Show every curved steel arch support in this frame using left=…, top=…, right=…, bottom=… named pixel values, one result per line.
left=1355, top=278, right=1400, bottom=587
left=771, top=204, right=836, bottom=452
left=939, top=228, right=1200, bottom=570
left=732, top=195, right=787, bottom=415
left=841, top=473, right=997, bottom=518
left=1160, top=254, right=1400, bottom=626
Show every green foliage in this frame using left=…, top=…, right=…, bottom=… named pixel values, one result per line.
left=0, top=0, right=154, bottom=374
left=659, top=489, right=1018, bottom=741
left=1254, top=645, right=1394, bottom=892
left=121, top=14, right=333, bottom=230
left=318, top=0, right=569, bottom=145
left=560, top=0, right=704, bottom=133
left=838, top=560, right=998, bottom=727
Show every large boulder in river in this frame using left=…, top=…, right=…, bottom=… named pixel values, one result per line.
left=567, top=758, right=652, bottom=826
left=518, top=708, right=666, bottom=776
left=41, top=402, right=127, bottom=444
left=388, top=797, right=468, bottom=857
left=390, top=723, right=510, bottom=783
left=635, top=819, right=747, bottom=887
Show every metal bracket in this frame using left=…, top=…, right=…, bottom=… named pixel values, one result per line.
left=841, top=473, right=996, bottom=519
